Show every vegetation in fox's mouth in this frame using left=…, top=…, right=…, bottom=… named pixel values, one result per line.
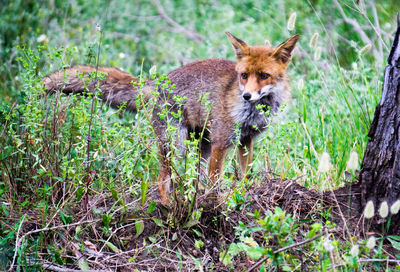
left=1, top=0, right=400, bottom=271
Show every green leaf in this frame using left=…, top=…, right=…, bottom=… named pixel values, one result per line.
left=246, top=247, right=264, bottom=260
left=105, top=241, right=120, bottom=253
left=148, top=236, right=157, bottom=243
left=192, top=228, right=202, bottom=237
left=78, top=258, right=90, bottom=270
left=141, top=181, right=149, bottom=206
left=228, top=243, right=241, bottom=257
left=76, top=187, right=84, bottom=201
left=152, top=218, right=165, bottom=228
left=219, top=250, right=232, bottom=266
left=111, top=189, right=118, bottom=200
left=183, top=220, right=199, bottom=229
left=387, top=235, right=400, bottom=241
left=147, top=201, right=156, bottom=214
left=282, top=266, right=292, bottom=271
left=102, top=214, right=111, bottom=229
left=59, top=210, right=72, bottom=225
left=194, top=239, right=204, bottom=249
left=135, top=221, right=144, bottom=238
left=388, top=236, right=400, bottom=250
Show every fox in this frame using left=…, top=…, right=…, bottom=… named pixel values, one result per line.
left=43, top=32, right=299, bottom=205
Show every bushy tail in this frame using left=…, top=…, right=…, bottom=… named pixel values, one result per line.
left=43, top=65, right=149, bottom=112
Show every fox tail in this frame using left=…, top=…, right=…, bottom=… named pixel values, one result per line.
left=43, top=65, right=150, bottom=112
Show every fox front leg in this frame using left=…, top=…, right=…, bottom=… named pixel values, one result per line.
left=157, top=160, right=171, bottom=205
left=208, top=145, right=227, bottom=185
left=156, top=141, right=172, bottom=205
left=238, top=137, right=253, bottom=178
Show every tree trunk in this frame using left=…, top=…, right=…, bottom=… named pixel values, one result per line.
left=360, top=15, right=400, bottom=228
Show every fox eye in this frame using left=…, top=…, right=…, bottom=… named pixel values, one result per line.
left=259, top=73, right=270, bottom=80
left=241, top=73, right=248, bottom=80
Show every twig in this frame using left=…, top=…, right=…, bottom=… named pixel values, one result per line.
left=368, top=0, right=384, bottom=57
left=110, top=13, right=161, bottom=22
left=103, top=242, right=160, bottom=261
left=328, top=186, right=352, bottom=241
left=109, top=31, right=140, bottom=42
left=333, top=0, right=372, bottom=46
left=150, top=0, right=205, bottom=42
left=95, top=221, right=139, bottom=262
left=39, top=262, right=111, bottom=272
left=8, top=214, right=26, bottom=271
left=358, top=258, right=400, bottom=264
left=19, top=219, right=100, bottom=242
left=248, top=232, right=324, bottom=272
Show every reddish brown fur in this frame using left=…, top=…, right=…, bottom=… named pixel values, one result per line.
left=44, top=33, right=299, bottom=205
left=43, top=66, right=150, bottom=112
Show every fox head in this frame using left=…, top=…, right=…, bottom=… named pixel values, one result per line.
left=226, top=32, right=299, bottom=102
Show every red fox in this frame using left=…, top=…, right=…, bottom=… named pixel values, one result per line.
left=44, top=32, right=299, bottom=205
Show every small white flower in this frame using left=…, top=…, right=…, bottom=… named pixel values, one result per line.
left=390, top=199, right=400, bottom=215
left=379, top=201, right=389, bottom=218
left=37, top=34, right=47, bottom=43
left=366, top=236, right=376, bottom=250
left=318, top=152, right=331, bottom=173
left=264, top=39, right=271, bottom=46
left=359, top=44, right=372, bottom=55
left=297, top=78, right=304, bottom=90
left=351, top=62, right=358, bottom=70
left=364, top=200, right=375, bottom=219
left=323, top=238, right=334, bottom=252
left=119, top=53, right=126, bottom=59
left=349, top=245, right=359, bottom=257
left=96, top=23, right=102, bottom=32
left=225, top=7, right=235, bottom=19
left=287, top=12, right=297, bottom=31
left=309, top=32, right=319, bottom=48
left=149, top=65, right=157, bottom=75
left=346, top=151, right=359, bottom=171
left=314, top=46, right=322, bottom=61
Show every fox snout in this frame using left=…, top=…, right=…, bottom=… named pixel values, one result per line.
left=241, top=85, right=273, bottom=102
left=242, top=91, right=261, bottom=102
left=239, top=82, right=265, bottom=102
left=242, top=93, right=252, bottom=101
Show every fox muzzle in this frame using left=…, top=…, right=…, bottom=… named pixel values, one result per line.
left=242, top=93, right=251, bottom=101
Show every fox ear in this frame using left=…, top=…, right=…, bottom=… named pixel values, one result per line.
left=272, top=34, right=299, bottom=63
left=226, top=32, right=249, bottom=59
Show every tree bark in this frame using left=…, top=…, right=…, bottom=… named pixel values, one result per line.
left=360, top=15, right=400, bottom=226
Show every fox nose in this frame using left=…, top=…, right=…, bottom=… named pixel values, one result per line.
left=243, top=93, right=251, bottom=101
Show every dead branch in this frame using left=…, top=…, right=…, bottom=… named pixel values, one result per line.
left=248, top=232, right=324, bottom=272
left=8, top=215, right=25, bottom=272
left=368, top=0, right=384, bottom=57
left=358, top=258, right=400, bottom=264
left=150, top=0, right=205, bottom=43
left=39, top=261, right=111, bottom=272
left=333, top=0, right=373, bottom=46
